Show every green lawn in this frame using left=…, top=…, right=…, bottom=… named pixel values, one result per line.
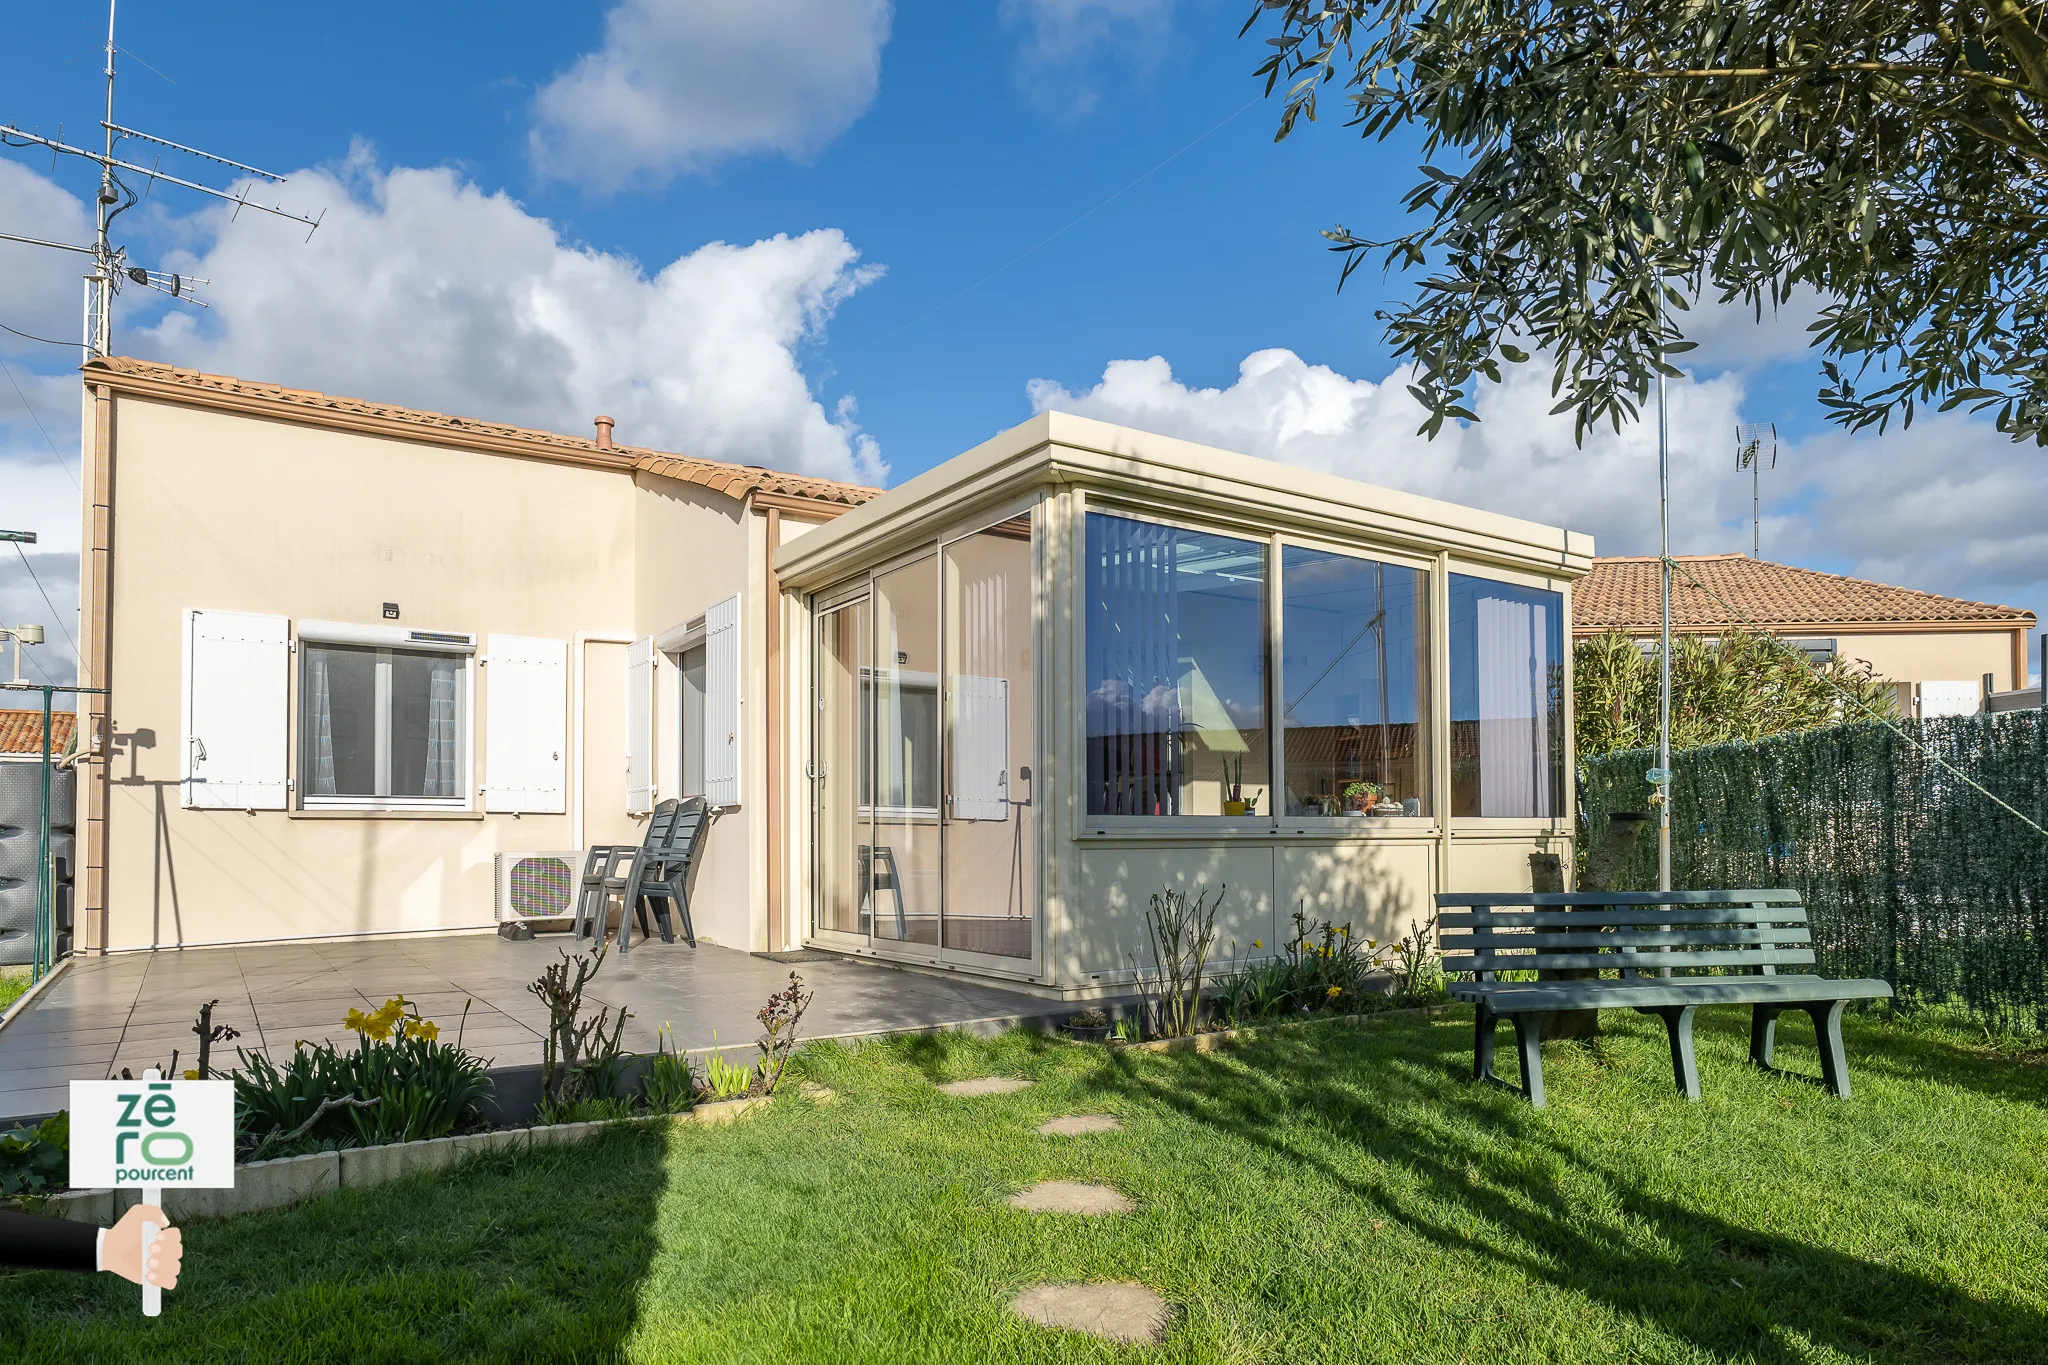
left=3, top=1006, right=2045, bottom=1363
left=0, top=970, right=28, bottom=1016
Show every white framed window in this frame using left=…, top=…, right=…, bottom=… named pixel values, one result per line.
left=299, top=622, right=475, bottom=810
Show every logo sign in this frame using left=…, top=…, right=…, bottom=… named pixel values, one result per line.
left=69, top=1079, right=235, bottom=1190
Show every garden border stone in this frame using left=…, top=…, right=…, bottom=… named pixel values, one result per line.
left=1122, top=1005, right=1442, bottom=1054
left=35, top=1095, right=783, bottom=1225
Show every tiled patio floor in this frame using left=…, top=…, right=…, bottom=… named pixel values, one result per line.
left=0, top=934, right=1067, bottom=1123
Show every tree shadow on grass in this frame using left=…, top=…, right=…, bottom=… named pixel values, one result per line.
left=1089, top=1014, right=2048, bottom=1364
left=887, top=1027, right=1056, bottom=1084
left=0, top=1125, right=671, bottom=1364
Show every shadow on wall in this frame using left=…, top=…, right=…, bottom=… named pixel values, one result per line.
left=1063, top=840, right=1427, bottom=982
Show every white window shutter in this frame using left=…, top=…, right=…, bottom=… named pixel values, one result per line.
left=703, top=594, right=742, bottom=807
left=183, top=609, right=289, bottom=810
left=950, top=675, right=1010, bottom=820
left=484, top=635, right=567, bottom=813
left=626, top=635, right=657, bottom=815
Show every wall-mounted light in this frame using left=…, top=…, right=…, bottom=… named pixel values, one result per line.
left=382, top=602, right=400, bottom=620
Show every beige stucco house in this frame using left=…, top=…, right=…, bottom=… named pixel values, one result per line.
left=72, top=356, right=1591, bottom=998
left=1577, top=554, right=2037, bottom=719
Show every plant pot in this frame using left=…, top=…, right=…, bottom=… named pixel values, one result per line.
left=1223, top=800, right=1247, bottom=816
left=1064, top=1024, right=1113, bottom=1043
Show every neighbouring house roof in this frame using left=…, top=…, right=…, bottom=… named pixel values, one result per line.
left=82, top=356, right=880, bottom=512
left=1577, top=554, right=2036, bottom=635
left=0, top=709, right=75, bottom=757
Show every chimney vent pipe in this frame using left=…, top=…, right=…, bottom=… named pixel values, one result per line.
left=594, top=415, right=615, bottom=450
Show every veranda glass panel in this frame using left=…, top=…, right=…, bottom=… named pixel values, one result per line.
left=813, top=599, right=869, bottom=938
left=872, top=557, right=941, bottom=945
left=1084, top=513, right=1268, bottom=816
left=1448, top=574, right=1565, bottom=817
left=1280, top=548, right=1430, bottom=817
left=942, top=513, right=1036, bottom=958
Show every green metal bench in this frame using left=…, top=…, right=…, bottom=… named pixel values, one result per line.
left=1436, top=891, right=1893, bottom=1107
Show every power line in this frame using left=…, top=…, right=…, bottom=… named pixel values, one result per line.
left=0, top=352, right=81, bottom=491
left=10, top=541, right=79, bottom=657
left=0, top=320, right=75, bottom=349
left=1665, top=555, right=2048, bottom=842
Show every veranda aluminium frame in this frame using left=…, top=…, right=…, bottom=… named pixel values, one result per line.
left=774, top=412, right=1591, bottom=996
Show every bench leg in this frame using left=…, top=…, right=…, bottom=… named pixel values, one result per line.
left=672, top=882, right=697, bottom=948
left=1804, top=1000, right=1852, bottom=1099
left=1510, top=1014, right=1545, bottom=1108
left=1749, top=1004, right=1782, bottom=1070
left=1473, top=1001, right=1498, bottom=1083
left=1642, top=1005, right=1701, bottom=1101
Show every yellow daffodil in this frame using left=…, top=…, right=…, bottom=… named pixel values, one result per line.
left=182, top=1069, right=200, bottom=1079
left=343, top=1007, right=372, bottom=1033
left=1252, top=940, right=1263, bottom=950
left=1326, top=986, right=1342, bottom=999
left=413, top=1020, right=441, bottom=1042
left=1338, top=925, right=1350, bottom=937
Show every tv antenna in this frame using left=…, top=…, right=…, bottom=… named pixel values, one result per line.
left=0, top=0, right=320, bottom=360
left=1734, top=421, right=1777, bottom=558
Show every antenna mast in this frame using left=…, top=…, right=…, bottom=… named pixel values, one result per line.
left=1734, top=422, right=1778, bottom=558
left=0, top=0, right=320, bottom=359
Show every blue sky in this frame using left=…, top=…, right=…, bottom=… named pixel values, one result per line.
left=4, top=0, right=2045, bottom=684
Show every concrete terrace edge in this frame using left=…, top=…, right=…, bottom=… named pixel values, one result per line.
left=33, top=1099, right=774, bottom=1225
left=0, top=956, right=72, bottom=1033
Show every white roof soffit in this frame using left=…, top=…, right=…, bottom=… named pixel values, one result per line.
left=772, top=411, right=1595, bottom=588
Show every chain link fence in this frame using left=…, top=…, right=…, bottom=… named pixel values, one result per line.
left=1580, top=710, right=2048, bottom=1031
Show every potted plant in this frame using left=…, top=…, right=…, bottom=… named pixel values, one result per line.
left=1064, top=1008, right=1113, bottom=1043
left=1223, top=756, right=1258, bottom=816
left=1342, top=780, right=1380, bottom=814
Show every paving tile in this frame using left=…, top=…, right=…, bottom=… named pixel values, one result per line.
left=0, top=1088, right=72, bottom=1121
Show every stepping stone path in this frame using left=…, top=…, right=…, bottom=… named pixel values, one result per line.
left=1010, top=1282, right=1171, bottom=1345
left=937, top=1077, right=1033, bottom=1097
left=1036, top=1114, right=1120, bottom=1137
left=1007, top=1180, right=1134, bottom=1215
left=798, top=1082, right=837, bottom=1104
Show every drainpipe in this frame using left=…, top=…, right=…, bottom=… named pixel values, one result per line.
left=572, top=631, right=634, bottom=850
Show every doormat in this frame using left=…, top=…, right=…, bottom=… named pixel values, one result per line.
left=751, top=949, right=841, bottom=964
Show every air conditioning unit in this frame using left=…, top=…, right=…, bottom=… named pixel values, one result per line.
left=492, top=850, right=583, bottom=929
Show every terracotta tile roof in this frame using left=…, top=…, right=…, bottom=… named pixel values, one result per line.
left=0, top=709, right=74, bottom=757
left=82, top=356, right=879, bottom=511
left=1576, top=554, right=2035, bottom=634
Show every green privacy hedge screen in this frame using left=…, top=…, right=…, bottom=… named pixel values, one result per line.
left=1579, top=710, right=2048, bottom=1031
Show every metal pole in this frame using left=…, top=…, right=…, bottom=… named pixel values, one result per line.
left=91, top=0, right=118, bottom=358
left=1657, top=290, right=1674, bottom=893
left=36, top=689, right=52, bottom=983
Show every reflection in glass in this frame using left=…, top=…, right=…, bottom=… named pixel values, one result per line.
left=301, top=644, right=461, bottom=800
left=1281, top=548, right=1429, bottom=817
left=872, top=557, right=941, bottom=944
left=1449, top=574, right=1565, bottom=817
left=942, top=513, right=1036, bottom=957
left=1084, top=513, right=1268, bottom=816
left=813, top=600, right=869, bottom=937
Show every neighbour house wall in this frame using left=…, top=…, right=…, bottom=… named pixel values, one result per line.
left=1830, top=629, right=2024, bottom=699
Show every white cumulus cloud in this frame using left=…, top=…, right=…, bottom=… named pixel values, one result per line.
left=530, top=0, right=893, bottom=191
left=133, top=145, right=886, bottom=483
left=1028, top=348, right=2048, bottom=631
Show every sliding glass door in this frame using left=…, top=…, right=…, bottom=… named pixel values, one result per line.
left=809, top=510, right=1039, bottom=969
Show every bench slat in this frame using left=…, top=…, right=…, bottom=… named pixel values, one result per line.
left=1440, top=907, right=1805, bottom=929
left=1449, top=927, right=1812, bottom=950
left=1444, top=948, right=1816, bottom=971
left=1436, top=890, right=1802, bottom=908
left=1452, top=976, right=1893, bottom=1009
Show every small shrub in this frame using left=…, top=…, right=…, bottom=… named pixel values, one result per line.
left=1130, top=886, right=1222, bottom=1038
left=0, top=1113, right=68, bottom=1197
left=236, top=996, right=490, bottom=1155
left=1211, top=904, right=1397, bottom=1025
left=703, top=1048, right=754, bottom=1101
left=1068, top=1007, right=1110, bottom=1029
left=529, top=944, right=630, bottom=1109
left=753, top=972, right=813, bottom=1096
left=638, top=1025, right=698, bottom=1114
left=1394, top=911, right=1444, bottom=1000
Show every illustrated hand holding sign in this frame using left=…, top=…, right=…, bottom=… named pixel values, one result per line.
left=69, top=1069, right=233, bottom=1316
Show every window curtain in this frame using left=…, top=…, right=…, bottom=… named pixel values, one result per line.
left=306, top=649, right=337, bottom=796
left=1475, top=596, right=1554, bottom=817
left=423, top=657, right=459, bottom=798
left=1085, top=514, right=1182, bottom=815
